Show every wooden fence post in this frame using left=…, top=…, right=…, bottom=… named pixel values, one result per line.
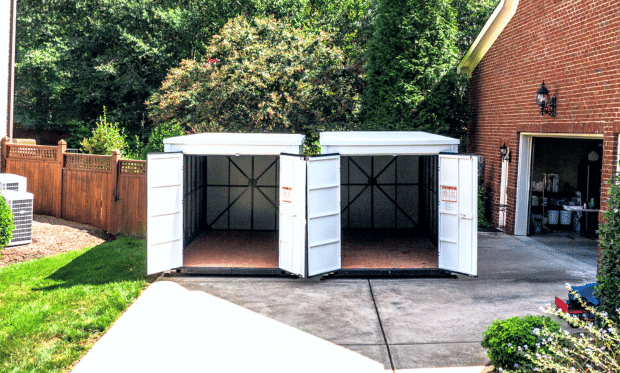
left=54, top=140, right=66, bottom=218
left=109, top=150, right=120, bottom=234
left=1, top=136, right=9, bottom=173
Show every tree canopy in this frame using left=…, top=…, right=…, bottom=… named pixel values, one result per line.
left=14, top=0, right=498, bottom=151
left=146, top=16, right=362, bottom=146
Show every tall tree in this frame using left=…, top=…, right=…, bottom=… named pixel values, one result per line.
left=360, top=0, right=458, bottom=132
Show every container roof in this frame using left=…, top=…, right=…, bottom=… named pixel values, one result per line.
left=319, top=131, right=459, bottom=155
left=163, top=133, right=305, bottom=155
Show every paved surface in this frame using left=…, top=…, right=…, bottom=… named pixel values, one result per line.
left=72, top=232, right=597, bottom=372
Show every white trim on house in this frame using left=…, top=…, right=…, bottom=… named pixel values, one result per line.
left=457, top=0, right=520, bottom=76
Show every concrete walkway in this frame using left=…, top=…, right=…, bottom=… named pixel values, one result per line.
left=71, top=232, right=598, bottom=373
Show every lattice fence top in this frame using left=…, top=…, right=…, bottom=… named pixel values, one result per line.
left=120, top=160, right=146, bottom=175
left=8, top=145, right=57, bottom=160
left=65, top=154, right=112, bottom=171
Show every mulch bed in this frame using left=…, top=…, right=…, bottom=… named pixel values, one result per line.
left=0, top=215, right=113, bottom=267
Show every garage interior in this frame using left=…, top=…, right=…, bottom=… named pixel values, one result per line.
left=339, top=155, right=439, bottom=269
left=528, top=137, right=603, bottom=237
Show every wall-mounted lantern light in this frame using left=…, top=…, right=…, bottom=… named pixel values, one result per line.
left=536, top=81, right=556, bottom=117
left=500, top=142, right=510, bottom=162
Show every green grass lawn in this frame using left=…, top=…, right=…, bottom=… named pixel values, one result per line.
left=0, top=236, right=151, bottom=373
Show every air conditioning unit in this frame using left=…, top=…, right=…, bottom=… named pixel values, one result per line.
left=1, top=190, right=34, bottom=246
left=0, top=173, right=28, bottom=192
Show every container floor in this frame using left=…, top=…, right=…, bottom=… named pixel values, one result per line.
left=183, top=229, right=438, bottom=270
left=341, top=229, right=438, bottom=269
left=184, top=231, right=279, bottom=268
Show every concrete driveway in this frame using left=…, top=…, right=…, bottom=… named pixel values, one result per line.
left=72, top=232, right=597, bottom=372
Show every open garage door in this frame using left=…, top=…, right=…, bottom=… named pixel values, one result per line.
left=438, top=154, right=478, bottom=276
left=147, top=153, right=184, bottom=275
left=279, top=154, right=341, bottom=277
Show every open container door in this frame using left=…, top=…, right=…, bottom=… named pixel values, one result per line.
left=438, top=154, right=478, bottom=276
left=147, top=153, right=184, bottom=275
left=306, top=155, right=341, bottom=277
left=279, top=154, right=307, bottom=276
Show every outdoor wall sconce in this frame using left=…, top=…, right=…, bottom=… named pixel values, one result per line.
left=500, top=142, right=511, bottom=162
left=536, top=81, right=556, bottom=117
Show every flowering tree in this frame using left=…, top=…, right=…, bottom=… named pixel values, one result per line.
left=146, top=15, right=363, bottom=148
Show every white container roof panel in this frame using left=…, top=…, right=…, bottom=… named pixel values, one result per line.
left=164, top=133, right=305, bottom=155
left=319, top=131, right=459, bottom=155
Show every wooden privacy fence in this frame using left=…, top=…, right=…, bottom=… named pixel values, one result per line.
left=0, top=137, right=147, bottom=237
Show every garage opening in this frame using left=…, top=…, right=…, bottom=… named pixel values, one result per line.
left=182, top=155, right=281, bottom=269
left=527, top=137, right=603, bottom=238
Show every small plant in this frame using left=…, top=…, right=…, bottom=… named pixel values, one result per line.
left=80, top=107, right=127, bottom=156
left=478, top=186, right=490, bottom=227
left=481, top=315, right=561, bottom=370
left=517, top=285, right=620, bottom=373
left=595, top=169, right=620, bottom=323
left=0, top=195, right=14, bottom=250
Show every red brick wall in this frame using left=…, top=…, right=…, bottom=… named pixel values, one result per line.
left=468, top=0, right=620, bottom=234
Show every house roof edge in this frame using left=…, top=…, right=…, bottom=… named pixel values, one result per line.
left=457, top=0, right=519, bottom=77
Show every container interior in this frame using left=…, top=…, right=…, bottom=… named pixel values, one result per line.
left=339, top=155, right=439, bottom=269
left=182, top=155, right=280, bottom=268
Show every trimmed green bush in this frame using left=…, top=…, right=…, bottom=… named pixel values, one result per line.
left=596, top=170, right=620, bottom=323
left=481, top=315, right=561, bottom=370
left=0, top=195, right=14, bottom=250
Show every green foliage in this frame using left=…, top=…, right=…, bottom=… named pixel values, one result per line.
left=360, top=0, right=458, bottom=132
left=481, top=315, right=561, bottom=370
left=0, top=236, right=148, bottom=373
left=15, top=0, right=373, bottom=144
left=452, top=0, right=501, bottom=57
left=80, top=108, right=128, bottom=155
left=143, top=122, right=186, bottom=156
left=595, top=171, right=620, bottom=323
left=360, top=0, right=497, bottom=140
left=253, top=0, right=376, bottom=64
left=478, top=186, right=490, bottom=227
left=0, top=196, right=14, bottom=249
left=146, top=16, right=363, bottom=143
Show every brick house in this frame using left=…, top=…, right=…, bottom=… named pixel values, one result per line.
left=458, top=0, right=620, bottom=238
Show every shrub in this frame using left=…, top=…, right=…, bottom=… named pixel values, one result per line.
left=0, top=195, right=14, bottom=250
left=146, top=16, right=362, bottom=146
left=478, top=186, right=490, bottom=227
left=519, top=287, right=620, bottom=373
left=481, top=315, right=561, bottom=370
left=595, top=170, right=620, bottom=323
left=142, top=122, right=186, bottom=157
left=80, top=107, right=128, bottom=156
